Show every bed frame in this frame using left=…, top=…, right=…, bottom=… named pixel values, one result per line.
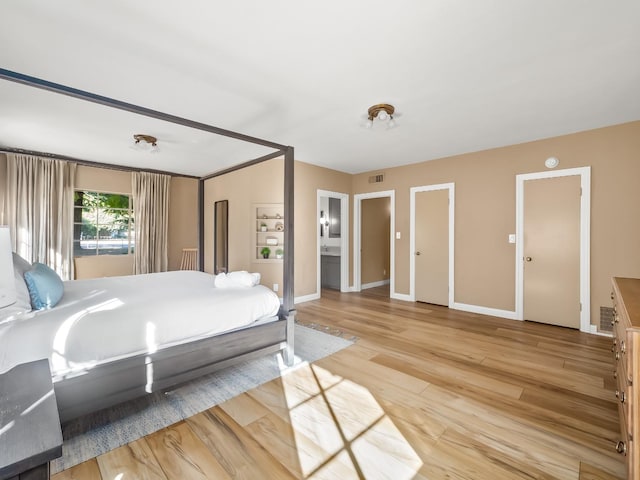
left=54, top=317, right=288, bottom=422
left=0, top=68, right=297, bottom=424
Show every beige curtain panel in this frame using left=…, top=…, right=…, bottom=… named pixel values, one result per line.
left=132, top=171, right=170, bottom=274
left=5, top=153, right=77, bottom=280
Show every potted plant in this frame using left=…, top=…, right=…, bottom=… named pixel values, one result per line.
left=260, top=222, right=267, bottom=232
left=260, top=247, right=271, bottom=259
left=275, top=248, right=284, bottom=259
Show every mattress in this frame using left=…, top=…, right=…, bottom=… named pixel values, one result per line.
left=0, top=270, right=280, bottom=379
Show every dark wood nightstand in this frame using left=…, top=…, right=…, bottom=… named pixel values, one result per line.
left=0, top=359, right=63, bottom=480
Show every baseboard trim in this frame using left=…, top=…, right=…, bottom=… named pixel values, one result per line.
left=294, top=292, right=321, bottom=304
left=391, top=292, right=412, bottom=301
left=451, top=302, right=519, bottom=320
left=589, top=324, right=613, bottom=337
left=361, top=279, right=391, bottom=290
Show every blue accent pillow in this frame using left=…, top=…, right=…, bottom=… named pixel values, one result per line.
left=23, top=263, right=64, bottom=310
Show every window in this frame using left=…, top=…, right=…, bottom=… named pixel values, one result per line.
left=73, top=191, right=134, bottom=256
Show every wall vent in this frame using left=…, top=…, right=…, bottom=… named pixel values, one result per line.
left=600, top=306, right=614, bottom=332
left=368, top=173, right=385, bottom=184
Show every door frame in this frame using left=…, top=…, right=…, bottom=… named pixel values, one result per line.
left=515, top=167, right=591, bottom=332
left=317, top=189, right=350, bottom=294
left=353, top=190, right=395, bottom=295
left=409, top=183, right=455, bottom=306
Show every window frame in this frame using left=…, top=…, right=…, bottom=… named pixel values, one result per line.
left=73, top=190, right=135, bottom=257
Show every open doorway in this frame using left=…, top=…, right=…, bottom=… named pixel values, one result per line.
left=353, top=190, right=395, bottom=297
left=317, top=190, right=349, bottom=296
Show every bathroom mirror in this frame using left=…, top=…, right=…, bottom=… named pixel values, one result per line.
left=214, top=200, right=228, bottom=274
left=329, top=197, right=341, bottom=238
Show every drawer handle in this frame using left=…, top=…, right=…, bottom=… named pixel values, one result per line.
left=620, top=391, right=626, bottom=404
left=613, top=370, right=618, bottom=379
left=611, top=340, right=617, bottom=352
left=620, top=340, right=626, bottom=353
left=611, top=291, right=615, bottom=300
left=616, top=441, right=627, bottom=455
left=615, top=352, right=620, bottom=361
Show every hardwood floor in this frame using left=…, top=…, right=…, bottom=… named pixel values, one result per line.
left=53, top=287, right=625, bottom=479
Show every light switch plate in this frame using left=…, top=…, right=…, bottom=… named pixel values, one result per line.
left=508, top=234, right=516, bottom=243
left=396, top=232, right=401, bottom=239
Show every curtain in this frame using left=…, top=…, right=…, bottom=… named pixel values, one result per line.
left=5, top=154, right=77, bottom=280
left=132, top=171, right=170, bottom=274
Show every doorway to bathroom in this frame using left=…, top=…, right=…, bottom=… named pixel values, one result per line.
left=317, top=190, right=349, bottom=295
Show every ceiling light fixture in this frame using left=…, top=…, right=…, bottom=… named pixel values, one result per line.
left=365, top=103, right=396, bottom=129
left=133, top=134, right=159, bottom=152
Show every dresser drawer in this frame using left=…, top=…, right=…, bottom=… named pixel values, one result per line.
left=611, top=278, right=640, bottom=479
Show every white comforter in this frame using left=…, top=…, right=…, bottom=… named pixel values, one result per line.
left=0, top=271, right=280, bottom=379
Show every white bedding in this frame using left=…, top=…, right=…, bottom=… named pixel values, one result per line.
left=0, top=270, right=280, bottom=379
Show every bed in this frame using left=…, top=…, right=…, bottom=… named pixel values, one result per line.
left=0, top=68, right=297, bottom=424
left=1, top=269, right=287, bottom=422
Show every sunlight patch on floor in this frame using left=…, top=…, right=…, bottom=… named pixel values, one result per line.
left=280, top=362, right=423, bottom=479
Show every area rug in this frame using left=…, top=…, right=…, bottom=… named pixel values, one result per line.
left=52, top=324, right=353, bottom=473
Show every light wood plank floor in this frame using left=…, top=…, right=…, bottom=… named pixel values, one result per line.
left=53, top=287, right=624, bottom=479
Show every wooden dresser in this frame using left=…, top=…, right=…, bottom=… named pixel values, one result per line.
left=611, top=277, right=640, bottom=479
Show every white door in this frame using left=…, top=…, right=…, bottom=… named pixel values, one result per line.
left=523, top=175, right=581, bottom=328
left=415, top=189, right=449, bottom=306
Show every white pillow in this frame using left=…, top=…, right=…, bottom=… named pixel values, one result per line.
left=214, top=271, right=261, bottom=288
left=12, top=253, right=32, bottom=313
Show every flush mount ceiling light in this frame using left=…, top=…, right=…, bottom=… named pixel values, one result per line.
left=365, top=103, right=396, bottom=129
left=132, top=134, right=159, bottom=152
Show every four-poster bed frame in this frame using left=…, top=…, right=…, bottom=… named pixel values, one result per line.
left=0, top=68, right=296, bottom=423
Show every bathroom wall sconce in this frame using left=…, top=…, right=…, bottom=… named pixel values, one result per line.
left=320, top=210, right=329, bottom=236
left=545, top=157, right=559, bottom=169
left=320, top=211, right=329, bottom=227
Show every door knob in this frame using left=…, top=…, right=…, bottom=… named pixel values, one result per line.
left=525, top=257, right=532, bottom=262
left=416, top=251, right=421, bottom=256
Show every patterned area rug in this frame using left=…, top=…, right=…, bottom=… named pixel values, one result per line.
left=53, top=324, right=353, bottom=473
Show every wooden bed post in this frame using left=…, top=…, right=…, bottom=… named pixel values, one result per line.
left=283, top=146, right=296, bottom=366
left=198, top=178, right=205, bottom=271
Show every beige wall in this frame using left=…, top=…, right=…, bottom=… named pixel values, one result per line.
left=203, top=159, right=284, bottom=291
left=361, top=197, right=391, bottom=285
left=295, top=162, right=352, bottom=296
left=351, top=121, right=640, bottom=327
left=168, top=177, right=199, bottom=271
left=203, top=159, right=351, bottom=297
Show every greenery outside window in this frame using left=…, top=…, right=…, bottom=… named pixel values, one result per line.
left=73, top=191, right=134, bottom=256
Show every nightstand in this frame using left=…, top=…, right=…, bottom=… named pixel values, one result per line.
left=0, top=359, right=63, bottom=480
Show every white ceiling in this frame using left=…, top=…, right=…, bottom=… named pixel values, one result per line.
left=1, top=1, right=639, bottom=177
